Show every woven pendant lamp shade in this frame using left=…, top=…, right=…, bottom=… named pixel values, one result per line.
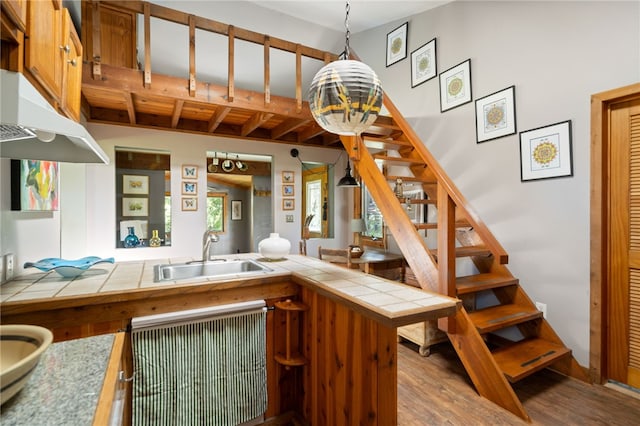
left=308, top=59, right=383, bottom=136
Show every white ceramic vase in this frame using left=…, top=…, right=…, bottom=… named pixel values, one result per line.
left=258, top=233, right=291, bottom=260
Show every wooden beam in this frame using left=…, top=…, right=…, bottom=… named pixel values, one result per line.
left=298, top=124, right=325, bottom=142
left=295, top=44, right=302, bottom=113
left=271, top=118, right=309, bottom=140
left=143, top=2, right=151, bottom=88
left=171, top=99, right=184, bottom=128
left=241, top=112, right=274, bottom=137
left=125, top=92, right=136, bottom=124
left=188, top=14, right=196, bottom=96
left=228, top=25, right=234, bottom=102
left=264, top=35, right=270, bottom=105
left=91, top=1, right=102, bottom=79
left=208, top=106, right=230, bottom=133
left=82, top=64, right=314, bottom=118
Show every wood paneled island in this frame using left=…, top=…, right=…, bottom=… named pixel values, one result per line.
left=1, top=254, right=459, bottom=425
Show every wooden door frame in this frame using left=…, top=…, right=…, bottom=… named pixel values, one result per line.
left=590, top=82, right=640, bottom=383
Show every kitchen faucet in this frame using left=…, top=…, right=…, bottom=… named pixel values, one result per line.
left=202, top=229, right=219, bottom=262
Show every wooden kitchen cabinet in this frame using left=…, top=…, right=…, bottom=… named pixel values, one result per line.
left=94, top=332, right=131, bottom=426
left=25, top=0, right=63, bottom=102
left=1, top=0, right=28, bottom=32
left=23, top=0, right=82, bottom=120
left=60, top=8, right=82, bottom=121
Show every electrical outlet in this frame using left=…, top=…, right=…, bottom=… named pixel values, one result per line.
left=535, top=301, right=547, bottom=319
left=5, top=253, right=14, bottom=282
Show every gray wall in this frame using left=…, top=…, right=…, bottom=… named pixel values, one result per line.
left=351, top=1, right=639, bottom=366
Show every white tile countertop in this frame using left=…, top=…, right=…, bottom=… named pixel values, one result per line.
left=0, top=254, right=459, bottom=328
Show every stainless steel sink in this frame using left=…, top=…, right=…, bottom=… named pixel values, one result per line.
left=153, top=259, right=273, bottom=282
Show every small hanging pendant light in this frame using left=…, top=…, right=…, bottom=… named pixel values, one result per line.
left=337, top=158, right=359, bottom=187
left=308, top=1, right=383, bottom=136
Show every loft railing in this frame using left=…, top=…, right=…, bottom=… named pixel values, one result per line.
left=85, top=0, right=338, bottom=109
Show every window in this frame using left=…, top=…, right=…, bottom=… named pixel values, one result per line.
left=207, top=193, right=227, bottom=232
left=363, top=186, right=384, bottom=239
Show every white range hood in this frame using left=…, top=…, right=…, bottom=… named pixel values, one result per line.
left=0, top=70, right=109, bottom=164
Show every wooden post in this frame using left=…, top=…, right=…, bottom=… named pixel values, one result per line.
left=264, top=35, right=270, bottom=105
left=188, top=14, right=196, bottom=96
left=227, top=25, right=234, bottom=102
left=91, top=1, right=102, bottom=79
left=143, top=2, right=151, bottom=88
left=437, top=182, right=457, bottom=333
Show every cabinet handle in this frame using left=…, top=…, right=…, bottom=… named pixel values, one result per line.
left=59, top=45, right=70, bottom=53
left=67, top=59, right=77, bottom=67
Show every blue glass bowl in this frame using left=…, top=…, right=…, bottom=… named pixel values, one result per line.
left=23, top=256, right=115, bottom=278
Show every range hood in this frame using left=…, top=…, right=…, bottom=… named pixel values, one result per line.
left=0, top=70, right=109, bottom=164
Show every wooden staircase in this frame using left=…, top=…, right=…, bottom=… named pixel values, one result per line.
left=340, top=82, right=591, bottom=422
left=79, top=2, right=590, bottom=421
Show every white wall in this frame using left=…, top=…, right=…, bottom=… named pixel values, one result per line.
left=81, top=123, right=351, bottom=262
left=351, top=0, right=640, bottom=366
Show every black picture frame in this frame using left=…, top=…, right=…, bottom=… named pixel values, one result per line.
left=410, top=38, right=437, bottom=88
left=519, top=120, right=573, bottom=182
left=386, top=22, right=408, bottom=67
left=475, top=85, right=517, bottom=143
left=439, top=59, right=472, bottom=112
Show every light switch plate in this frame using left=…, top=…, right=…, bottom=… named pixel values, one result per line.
left=5, top=253, right=14, bottom=282
left=0, top=254, right=5, bottom=284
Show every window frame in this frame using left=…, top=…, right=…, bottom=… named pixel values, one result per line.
left=206, top=192, right=228, bottom=233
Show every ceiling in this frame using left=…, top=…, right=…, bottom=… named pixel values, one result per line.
left=248, top=1, right=451, bottom=33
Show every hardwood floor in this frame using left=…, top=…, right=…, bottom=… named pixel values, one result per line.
left=397, top=341, right=640, bottom=425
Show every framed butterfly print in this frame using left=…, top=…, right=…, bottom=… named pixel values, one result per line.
left=181, top=181, right=197, bottom=195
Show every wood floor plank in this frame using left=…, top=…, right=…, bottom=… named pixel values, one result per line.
left=398, top=341, right=640, bottom=425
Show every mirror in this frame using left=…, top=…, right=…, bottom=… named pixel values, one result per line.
left=302, top=163, right=333, bottom=238
left=206, top=151, right=272, bottom=253
left=115, top=148, right=171, bottom=248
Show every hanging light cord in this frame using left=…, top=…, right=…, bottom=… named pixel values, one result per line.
left=344, top=0, right=351, bottom=59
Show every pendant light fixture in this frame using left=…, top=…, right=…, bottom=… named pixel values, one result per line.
left=337, top=158, right=359, bottom=187
left=308, top=1, right=383, bottom=136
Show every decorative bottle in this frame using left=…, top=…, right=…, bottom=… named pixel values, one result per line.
left=149, top=229, right=162, bottom=248
left=123, top=226, right=140, bottom=248
left=258, top=233, right=291, bottom=260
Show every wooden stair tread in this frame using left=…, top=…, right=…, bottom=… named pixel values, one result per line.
left=432, top=245, right=492, bottom=259
left=415, top=220, right=470, bottom=230
left=363, top=136, right=413, bottom=150
left=456, top=273, right=519, bottom=295
left=468, top=304, right=543, bottom=334
left=492, top=338, right=571, bottom=382
left=373, top=154, right=426, bottom=166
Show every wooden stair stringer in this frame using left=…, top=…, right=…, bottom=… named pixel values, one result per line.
left=340, top=135, right=440, bottom=293
left=447, top=307, right=530, bottom=422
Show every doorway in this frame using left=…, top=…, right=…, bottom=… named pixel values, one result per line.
left=591, top=83, right=640, bottom=387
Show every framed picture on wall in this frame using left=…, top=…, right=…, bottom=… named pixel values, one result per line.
left=283, top=199, right=294, bottom=210
left=475, top=85, right=517, bottom=143
left=10, top=160, right=60, bottom=211
left=122, top=197, right=148, bottom=216
left=519, top=120, right=573, bottom=182
left=282, top=184, right=294, bottom=196
left=182, top=181, right=197, bottom=195
left=410, top=38, right=437, bottom=87
left=122, top=174, right=149, bottom=195
left=181, top=197, right=197, bottom=211
left=182, top=164, right=198, bottom=179
left=386, top=22, right=408, bottom=67
left=439, top=59, right=472, bottom=112
left=231, top=200, right=242, bottom=220
left=282, top=171, right=294, bottom=183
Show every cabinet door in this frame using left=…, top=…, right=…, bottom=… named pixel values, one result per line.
left=1, top=0, right=28, bottom=32
left=25, top=0, right=63, bottom=101
left=60, top=9, right=82, bottom=121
